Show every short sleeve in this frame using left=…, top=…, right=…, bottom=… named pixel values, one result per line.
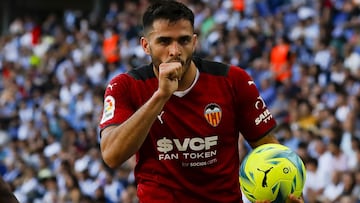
left=229, top=66, right=277, bottom=141
left=99, top=74, right=135, bottom=130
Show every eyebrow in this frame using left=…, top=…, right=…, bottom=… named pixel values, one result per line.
left=155, top=35, right=192, bottom=42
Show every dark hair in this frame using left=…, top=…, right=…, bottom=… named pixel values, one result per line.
left=142, top=0, right=194, bottom=34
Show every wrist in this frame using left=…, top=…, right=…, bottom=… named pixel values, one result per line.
left=153, top=90, right=172, bottom=102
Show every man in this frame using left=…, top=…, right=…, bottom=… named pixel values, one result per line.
left=99, top=1, right=303, bottom=202
left=0, top=176, right=19, bottom=203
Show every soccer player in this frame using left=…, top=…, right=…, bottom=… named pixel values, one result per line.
left=99, top=1, right=304, bottom=202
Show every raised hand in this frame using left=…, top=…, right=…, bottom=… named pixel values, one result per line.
left=254, top=194, right=303, bottom=203
left=157, top=61, right=182, bottom=98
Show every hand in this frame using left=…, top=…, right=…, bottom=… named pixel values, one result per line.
left=287, top=194, right=303, bottom=203
left=157, top=61, right=182, bottom=97
left=254, top=194, right=303, bottom=203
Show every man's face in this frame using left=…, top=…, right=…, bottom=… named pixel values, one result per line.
left=141, top=19, right=197, bottom=79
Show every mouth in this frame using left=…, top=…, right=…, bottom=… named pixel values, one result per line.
left=166, top=57, right=184, bottom=65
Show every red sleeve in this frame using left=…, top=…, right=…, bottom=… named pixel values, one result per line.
left=99, top=74, right=135, bottom=130
left=229, top=66, right=277, bottom=141
left=322, top=0, right=333, bottom=8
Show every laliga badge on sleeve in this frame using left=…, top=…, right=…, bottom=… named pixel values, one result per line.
left=101, top=95, right=115, bottom=124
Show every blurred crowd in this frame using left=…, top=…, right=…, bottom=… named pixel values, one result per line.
left=1, top=0, right=360, bottom=202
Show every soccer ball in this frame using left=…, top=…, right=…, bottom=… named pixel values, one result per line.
left=239, top=143, right=306, bottom=202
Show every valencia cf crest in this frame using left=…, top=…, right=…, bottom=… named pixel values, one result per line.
left=204, top=103, right=222, bottom=127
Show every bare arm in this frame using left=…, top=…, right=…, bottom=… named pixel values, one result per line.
left=100, top=62, right=182, bottom=168
left=247, top=133, right=279, bottom=149
left=100, top=90, right=170, bottom=168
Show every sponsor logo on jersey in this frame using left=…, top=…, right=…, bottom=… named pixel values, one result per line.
left=255, top=96, right=266, bottom=110
left=100, top=95, right=115, bottom=124
left=254, top=96, right=273, bottom=125
left=156, top=136, right=218, bottom=167
left=204, top=103, right=222, bottom=127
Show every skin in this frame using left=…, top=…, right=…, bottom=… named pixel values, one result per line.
left=100, top=18, right=303, bottom=203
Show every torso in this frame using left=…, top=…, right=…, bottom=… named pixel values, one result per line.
left=100, top=57, right=277, bottom=202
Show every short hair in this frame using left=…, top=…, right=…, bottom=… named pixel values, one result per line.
left=142, top=0, right=194, bottom=34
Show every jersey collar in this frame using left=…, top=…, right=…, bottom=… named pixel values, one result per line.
left=173, top=68, right=200, bottom=97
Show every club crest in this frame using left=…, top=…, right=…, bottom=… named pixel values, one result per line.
left=204, top=103, right=222, bottom=127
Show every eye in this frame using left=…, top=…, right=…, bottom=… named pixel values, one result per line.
left=179, top=36, right=191, bottom=45
left=157, top=37, right=171, bottom=45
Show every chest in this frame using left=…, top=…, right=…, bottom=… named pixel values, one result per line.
left=150, top=77, right=237, bottom=139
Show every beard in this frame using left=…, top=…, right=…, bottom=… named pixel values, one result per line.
left=151, top=53, right=193, bottom=79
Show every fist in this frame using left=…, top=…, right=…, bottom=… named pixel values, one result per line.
left=157, top=61, right=182, bottom=97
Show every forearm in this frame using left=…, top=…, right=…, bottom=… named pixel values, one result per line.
left=101, top=90, right=170, bottom=168
left=248, top=134, right=279, bottom=149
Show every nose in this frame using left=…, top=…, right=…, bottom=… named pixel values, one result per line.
left=169, top=42, right=181, bottom=57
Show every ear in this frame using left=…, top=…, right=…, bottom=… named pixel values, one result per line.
left=141, top=37, right=150, bottom=55
left=192, top=34, right=198, bottom=53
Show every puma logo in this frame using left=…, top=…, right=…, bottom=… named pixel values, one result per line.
left=248, top=80, right=255, bottom=86
left=107, top=83, right=117, bottom=90
left=257, top=167, right=273, bottom=187
left=157, top=111, right=165, bottom=124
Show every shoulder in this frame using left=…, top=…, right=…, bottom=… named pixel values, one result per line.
left=193, top=57, right=229, bottom=76
left=127, top=63, right=156, bottom=81
left=105, top=63, right=155, bottom=95
left=107, top=63, right=155, bottom=85
left=193, top=57, right=249, bottom=78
